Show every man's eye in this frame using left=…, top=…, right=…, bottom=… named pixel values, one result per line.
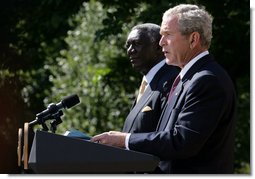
left=134, top=41, right=142, bottom=46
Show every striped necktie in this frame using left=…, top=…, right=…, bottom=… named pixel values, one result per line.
left=168, top=75, right=180, bottom=101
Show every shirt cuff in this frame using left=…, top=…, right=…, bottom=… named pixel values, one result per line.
left=125, top=133, right=131, bottom=150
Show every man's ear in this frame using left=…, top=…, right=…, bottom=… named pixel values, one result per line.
left=189, top=32, right=200, bottom=49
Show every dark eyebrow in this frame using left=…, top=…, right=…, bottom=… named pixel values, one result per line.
left=160, top=28, right=169, bottom=35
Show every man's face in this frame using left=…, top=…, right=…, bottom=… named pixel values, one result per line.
left=126, top=29, right=158, bottom=74
left=159, top=16, right=190, bottom=68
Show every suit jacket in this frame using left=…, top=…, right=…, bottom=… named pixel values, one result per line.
left=122, top=63, right=179, bottom=133
left=128, top=54, right=237, bottom=174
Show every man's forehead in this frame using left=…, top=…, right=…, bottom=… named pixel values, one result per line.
left=160, top=24, right=169, bottom=32
left=160, top=16, right=178, bottom=33
left=127, top=29, right=150, bottom=43
left=128, top=29, right=140, bottom=39
left=160, top=23, right=170, bottom=34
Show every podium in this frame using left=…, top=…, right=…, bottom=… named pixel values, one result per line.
left=28, top=130, right=160, bottom=173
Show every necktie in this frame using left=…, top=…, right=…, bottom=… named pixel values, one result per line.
left=136, top=79, right=148, bottom=103
left=168, top=75, right=180, bottom=101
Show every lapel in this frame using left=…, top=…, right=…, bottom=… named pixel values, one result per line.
left=157, top=54, right=213, bottom=131
left=123, top=86, right=153, bottom=132
left=157, top=80, right=183, bottom=131
left=149, top=63, right=168, bottom=90
left=123, top=63, right=169, bottom=132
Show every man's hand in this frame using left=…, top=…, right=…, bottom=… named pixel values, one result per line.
left=91, top=131, right=128, bottom=148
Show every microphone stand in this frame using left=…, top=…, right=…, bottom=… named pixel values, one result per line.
left=30, top=110, right=64, bottom=133
left=50, top=110, right=63, bottom=133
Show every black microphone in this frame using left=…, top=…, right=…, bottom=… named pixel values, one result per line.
left=29, top=94, right=80, bottom=126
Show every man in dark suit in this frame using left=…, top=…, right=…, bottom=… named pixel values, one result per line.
left=122, top=23, right=179, bottom=133
left=91, top=4, right=236, bottom=174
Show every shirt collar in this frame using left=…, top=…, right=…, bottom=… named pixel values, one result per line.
left=144, top=60, right=165, bottom=84
left=180, top=51, right=209, bottom=79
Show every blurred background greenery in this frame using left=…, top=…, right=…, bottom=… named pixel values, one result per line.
left=0, top=0, right=250, bottom=174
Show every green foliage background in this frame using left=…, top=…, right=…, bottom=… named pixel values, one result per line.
left=45, top=1, right=137, bottom=134
left=0, top=0, right=250, bottom=174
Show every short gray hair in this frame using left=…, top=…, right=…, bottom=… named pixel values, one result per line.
left=163, top=4, right=213, bottom=48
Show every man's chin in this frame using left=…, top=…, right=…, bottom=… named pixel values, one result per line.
left=165, top=58, right=172, bottom=65
left=133, top=65, right=142, bottom=71
left=165, top=59, right=178, bottom=67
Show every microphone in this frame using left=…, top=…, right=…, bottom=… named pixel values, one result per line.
left=29, top=94, right=80, bottom=126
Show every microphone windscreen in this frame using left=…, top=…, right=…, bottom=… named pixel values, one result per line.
left=62, top=94, right=80, bottom=109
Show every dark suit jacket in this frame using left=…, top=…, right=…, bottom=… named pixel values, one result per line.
left=128, top=54, right=237, bottom=174
left=122, top=63, right=179, bottom=133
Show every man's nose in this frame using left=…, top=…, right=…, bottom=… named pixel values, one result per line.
left=159, top=36, right=166, bottom=47
left=127, top=44, right=136, bottom=55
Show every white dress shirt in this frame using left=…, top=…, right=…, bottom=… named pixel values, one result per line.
left=179, top=51, right=209, bottom=79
